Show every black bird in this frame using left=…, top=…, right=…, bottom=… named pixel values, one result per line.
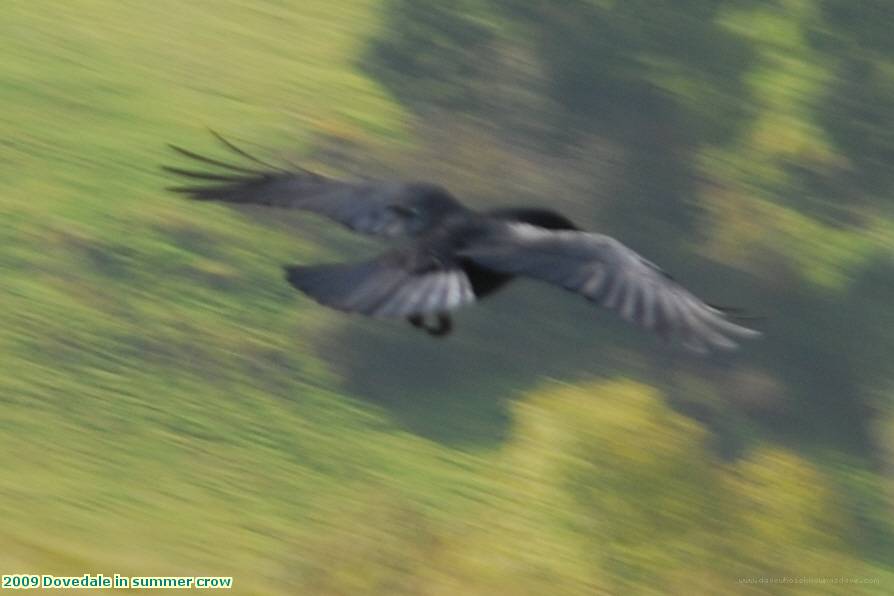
left=164, top=132, right=759, bottom=352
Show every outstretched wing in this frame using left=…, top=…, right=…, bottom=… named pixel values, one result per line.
left=460, top=223, right=760, bottom=352
left=284, top=249, right=476, bottom=319
left=163, top=132, right=463, bottom=238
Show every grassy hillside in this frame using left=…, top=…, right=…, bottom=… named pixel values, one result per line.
left=0, top=0, right=484, bottom=589
left=2, top=2, right=891, bottom=594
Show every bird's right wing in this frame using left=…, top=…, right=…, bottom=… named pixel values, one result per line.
left=163, top=132, right=463, bottom=238
left=460, top=223, right=760, bottom=352
left=284, top=250, right=476, bottom=319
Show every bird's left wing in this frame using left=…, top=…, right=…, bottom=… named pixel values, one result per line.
left=163, top=132, right=464, bottom=238
left=460, top=223, right=760, bottom=352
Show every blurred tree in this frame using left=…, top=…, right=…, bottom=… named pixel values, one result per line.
left=466, top=380, right=867, bottom=593
left=814, top=1, right=894, bottom=205
left=365, top=0, right=496, bottom=111
left=357, top=4, right=894, bottom=572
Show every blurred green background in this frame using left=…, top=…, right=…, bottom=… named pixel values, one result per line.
left=2, top=0, right=893, bottom=593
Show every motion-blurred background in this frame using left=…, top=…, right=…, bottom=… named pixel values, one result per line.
left=2, top=1, right=892, bottom=593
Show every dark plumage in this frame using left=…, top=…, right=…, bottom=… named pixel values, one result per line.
left=164, top=132, right=760, bottom=353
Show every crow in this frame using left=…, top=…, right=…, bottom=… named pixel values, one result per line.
left=164, top=132, right=759, bottom=353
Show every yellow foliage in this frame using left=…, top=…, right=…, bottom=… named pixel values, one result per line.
left=443, top=379, right=869, bottom=595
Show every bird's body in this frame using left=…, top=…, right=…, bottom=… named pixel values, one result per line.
left=165, top=133, right=759, bottom=352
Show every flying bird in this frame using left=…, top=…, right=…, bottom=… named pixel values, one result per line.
left=164, top=132, right=759, bottom=353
